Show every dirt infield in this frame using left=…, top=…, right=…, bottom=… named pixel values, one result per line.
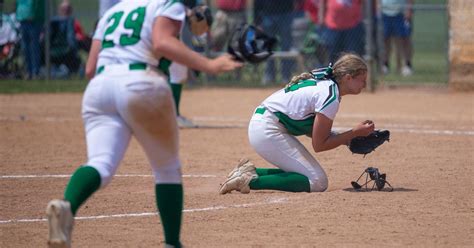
left=0, top=87, right=473, bottom=247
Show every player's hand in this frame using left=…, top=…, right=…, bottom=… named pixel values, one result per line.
left=207, top=54, right=243, bottom=75
left=352, top=120, right=375, bottom=137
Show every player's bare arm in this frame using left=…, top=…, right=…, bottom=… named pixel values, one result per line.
left=152, top=16, right=242, bottom=74
left=312, top=113, right=375, bottom=152
left=312, top=113, right=347, bottom=152
left=85, top=39, right=101, bottom=80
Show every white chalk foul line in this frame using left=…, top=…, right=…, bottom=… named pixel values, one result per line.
left=330, top=126, right=474, bottom=136
left=193, top=117, right=474, bottom=136
left=389, top=128, right=474, bottom=136
left=2, top=115, right=472, bottom=136
left=0, top=197, right=287, bottom=224
left=0, top=174, right=216, bottom=179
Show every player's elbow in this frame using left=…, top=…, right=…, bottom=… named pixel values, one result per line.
left=313, top=147, right=325, bottom=153
left=312, top=139, right=333, bottom=153
left=85, top=66, right=95, bottom=80
left=312, top=143, right=325, bottom=153
left=152, top=39, right=168, bottom=57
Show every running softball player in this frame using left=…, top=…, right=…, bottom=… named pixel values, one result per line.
left=169, top=61, right=197, bottom=128
left=169, top=0, right=205, bottom=128
left=45, top=1, right=241, bottom=247
left=220, top=53, right=374, bottom=194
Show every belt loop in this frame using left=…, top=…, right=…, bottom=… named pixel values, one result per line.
left=255, top=107, right=266, bottom=115
left=96, top=65, right=105, bottom=74
left=129, top=63, right=147, bottom=70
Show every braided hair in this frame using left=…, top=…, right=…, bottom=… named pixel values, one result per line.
left=284, top=72, right=314, bottom=89
left=284, top=53, right=367, bottom=90
left=284, top=66, right=333, bottom=90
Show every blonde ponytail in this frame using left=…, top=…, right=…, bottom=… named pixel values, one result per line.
left=283, top=53, right=366, bottom=90
left=284, top=72, right=313, bottom=89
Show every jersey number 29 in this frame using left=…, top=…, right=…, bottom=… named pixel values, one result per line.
left=102, top=7, right=146, bottom=48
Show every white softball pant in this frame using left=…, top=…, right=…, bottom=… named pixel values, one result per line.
left=169, top=62, right=188, bottom=84
left=248, top=107, right=328, bottom=192
left=82, top=64, right=182, bottom=187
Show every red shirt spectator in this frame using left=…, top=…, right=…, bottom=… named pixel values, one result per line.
left=304, top=0, right=320, bottom=24
left=73, top=19, right=86, bottom=42
left=324, top=0, right=362, bottom=30
left=216, top=0, right=246, bottom=11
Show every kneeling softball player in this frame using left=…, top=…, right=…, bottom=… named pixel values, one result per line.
left=220, top=53, right=375, bottom=194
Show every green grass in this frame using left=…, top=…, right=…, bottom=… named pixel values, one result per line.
left=379, top=5, right=448, bottom=85
left=415, top=0, right=446, bottom=4
left=382, top=52, right=448, bottom=84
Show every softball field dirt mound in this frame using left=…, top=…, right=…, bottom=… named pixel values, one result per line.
left=0, top=87, right=473, bottom=247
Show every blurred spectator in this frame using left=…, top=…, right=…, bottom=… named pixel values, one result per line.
left=0, top=13, right=19, bottom=60
left=59, top=0, right=91, bottom=52
left=43, top=0, right=81, bottom=78
left=99, top=0, right=120, bottom=18
left=380, top=0, right=414, bottom=76
left=254, top=0, right=295, bottom=84
left=292, top=0, right=308, bottom=51
left=0, top=13, right=21, bottom=78
left=16, top=0, right=45, bottom=79
left=210, top=0, right=247, bottom=52
left=169, top=0, right=206, bottom=128
left=304, top=0, right=320, bottom=24
left=319, top=0, right=365, bottom=63
left=302, top=0, right=329, bottom=67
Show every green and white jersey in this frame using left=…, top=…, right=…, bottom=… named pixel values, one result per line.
left=93, top=0, right=185, bottom=68
left=262, top=79, right=340, bottom=136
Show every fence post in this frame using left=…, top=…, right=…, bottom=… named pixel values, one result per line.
left=44, top=0, right=51, bottom=80
left=0, top=0, right=4, bottom=21
left=364, top=0, right=377, bottom=92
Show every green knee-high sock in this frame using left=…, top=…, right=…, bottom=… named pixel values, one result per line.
left=64, top=165, right=101, bottom=215
left=249, top=172, right=311, bottom=192
left=169, top=83, right=182, bottom=116
left=155, top=184, right=183, bottom=248
left=256, top=168, right=285, bottom=176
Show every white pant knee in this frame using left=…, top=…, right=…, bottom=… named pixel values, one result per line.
left=87, top=159, right=117, bottom=188
left=309, top=176, right=328, bottom=192
left=152, top=157, right=182, bottom=184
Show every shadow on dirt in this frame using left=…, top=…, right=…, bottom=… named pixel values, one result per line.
left=342, top=187, right=418, bottom=192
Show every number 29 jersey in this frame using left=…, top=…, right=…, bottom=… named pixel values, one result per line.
left=93, top=0, right=186, bottom=68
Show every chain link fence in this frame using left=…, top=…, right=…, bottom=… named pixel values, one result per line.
left=1, top=0, right=448, bottom=88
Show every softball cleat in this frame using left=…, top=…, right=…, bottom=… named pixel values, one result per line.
left=219, top=168, right=257, bottom=194
left=176, top=115, right=198, bottom=129
left=226, top=158, right=255, bottom=179
left=46, top=199, right=74, bottom=248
